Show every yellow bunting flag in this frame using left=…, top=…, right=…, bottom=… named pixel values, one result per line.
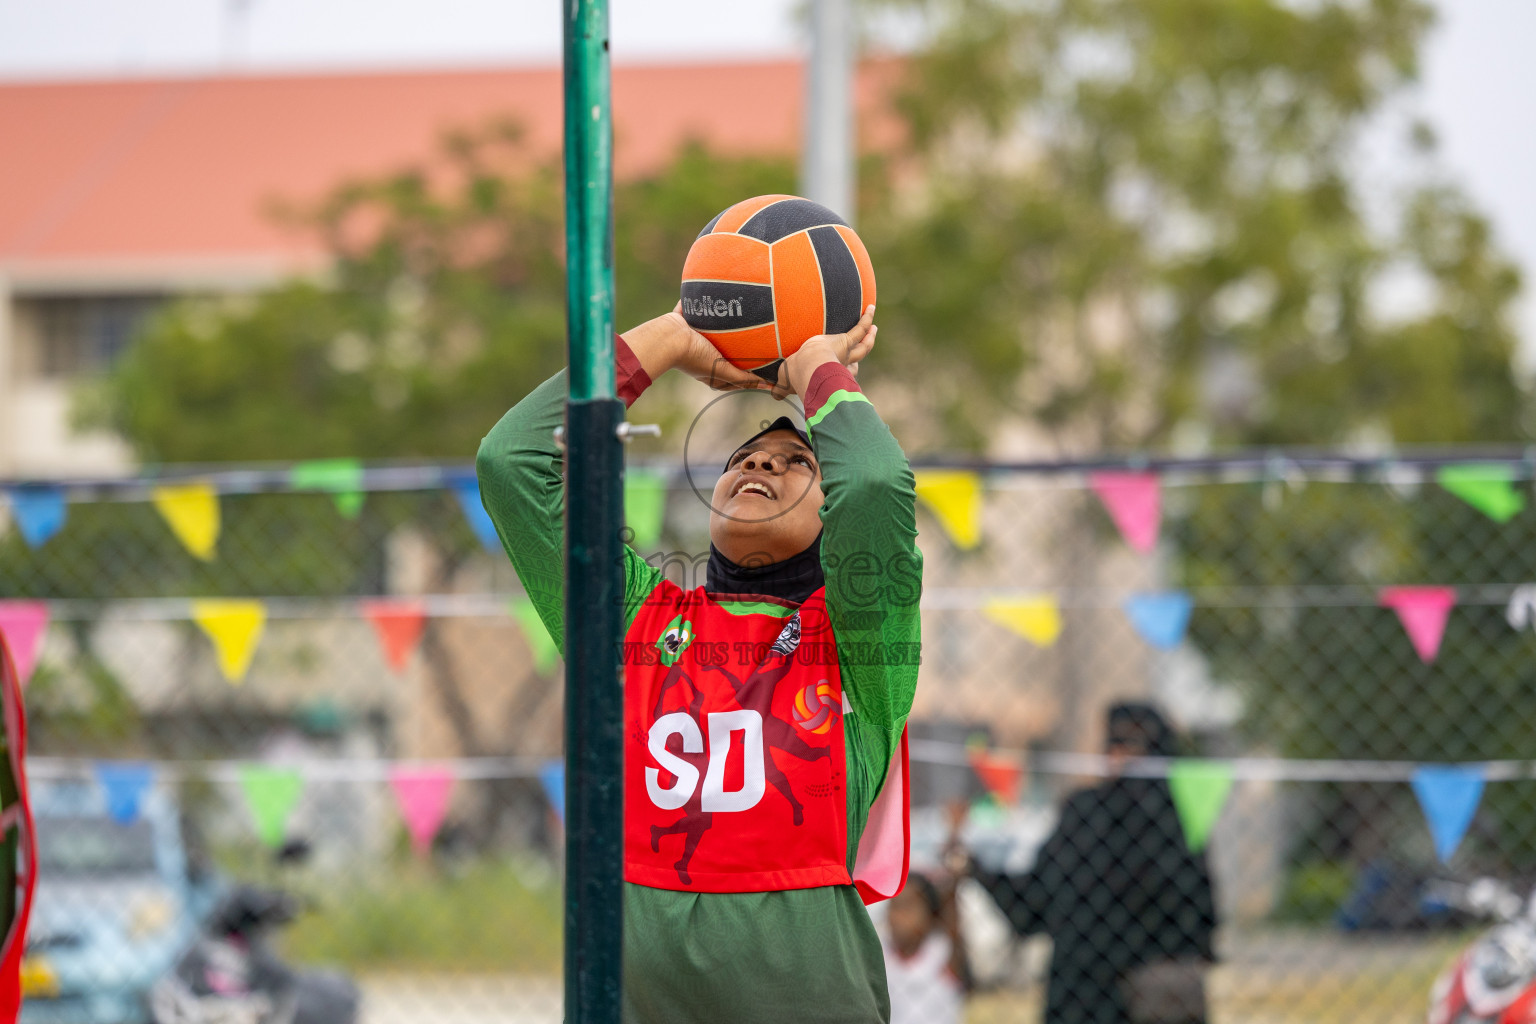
left=153, top=483, right=221, bottom=560
left=914, top=470, right=983, bottom=550
left=983, top=595, right=1062, bottom=647
left=191, top=600, right=267, bottom=684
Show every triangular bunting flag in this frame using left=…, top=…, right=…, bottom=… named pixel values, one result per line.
left=1380, top=586, right=1456, bottom=664
left=914, top=470, right=983, bottom=550
left=0, top=600, right=49, bottom=687
left=967, top=749, right=1024, bottom=805
left=452, top=479, right=501, bottom=551
left=509, top=597, right=560, bottom=673
left=1412, top=765, right=1486, bottom=863
left=95, top=762, right=154, bottom=825
left=389, top=765, right=456, bottom=857
left=238, top=765, right=304, bottom=848
left=983, top=595, right=1062, bottom=647
left=1168, top=759, right=1233, bottom=853
left=191, top=600, right=267, bottom=684
left=290, top=459, right=366, bottom=519
left=1089, top=471, right=1161, bottom=554
left=6, top=487, right=67, bottom=548
left=1123, top=592, right=1193, bottom=650
left=539, top=760, right=565, bottom=825
left=1437, top=464, right=1525, bottom=523
left=361, top=599, right=427, bottom=673
left=625, top=471, right=668, bottom=550
left=152, top=482, right=221, bottom=561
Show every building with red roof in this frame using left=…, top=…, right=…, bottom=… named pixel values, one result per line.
left=0, top=60, right=898, bottom=474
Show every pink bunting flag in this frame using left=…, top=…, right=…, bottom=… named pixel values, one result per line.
left=1380, top=586, right=1457, bottom=664
left=361, top=600, right=428, bottom=674
left=0, top=601, right=49, bottom=687
left=388, top=765, right=455, bottom=857
left=1089, top=471, right=1161, bottom=554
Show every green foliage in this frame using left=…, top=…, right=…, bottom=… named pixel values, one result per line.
left=865, top=0, right=1526, bottom=452
left=1273, top=859, right=1354, bottom=925
left=278, top=857, right=562, bottom=972
left=89, top=126, right=793, bottom=464
left=1176, top=477, right=1536, bottom=864
left=864, top=0, right=1531, bottom=868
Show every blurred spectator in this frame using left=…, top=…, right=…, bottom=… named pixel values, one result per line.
left=881, top=866, right=972, bottom=1024
left=969, top=703, right=1217, bottom=1024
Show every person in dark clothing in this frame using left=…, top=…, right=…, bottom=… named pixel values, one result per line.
left=968, top=703, right=1217, bottom=1024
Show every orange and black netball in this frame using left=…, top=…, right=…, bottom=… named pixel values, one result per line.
left=680, top=195, right=877, bottom=381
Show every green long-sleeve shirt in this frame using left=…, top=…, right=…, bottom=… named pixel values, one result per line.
left=476, top=359, right=922, bottom=1023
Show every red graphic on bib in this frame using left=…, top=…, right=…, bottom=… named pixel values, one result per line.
left=716, top=659, right=831, bottom=826
left=625, top=585, right=852, bottom=894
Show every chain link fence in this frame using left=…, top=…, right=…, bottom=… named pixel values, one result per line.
left=5, top=451, right=1536, bottom=1023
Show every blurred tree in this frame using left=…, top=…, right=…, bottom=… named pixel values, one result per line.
left=90, top=125, right=792, bottom=461
left=864, top=0, right=1526, bottom=452
left=866, top=0, right=1536, bottom=870
left=65, top=126, right=791, bottom=806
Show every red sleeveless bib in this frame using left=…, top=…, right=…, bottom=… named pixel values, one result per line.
left=623, top=582, right=852, bottom=893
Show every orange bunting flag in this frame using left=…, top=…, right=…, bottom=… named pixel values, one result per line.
left=362, top=600, right=428, bottom=673
left=968, top=749, right=1024, bottom=805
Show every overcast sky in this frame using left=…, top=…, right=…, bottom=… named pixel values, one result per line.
left=2, top=0, right=1532, bottom=349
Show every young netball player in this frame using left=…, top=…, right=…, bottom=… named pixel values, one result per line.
left=478, top=298, right=920, bottom=1022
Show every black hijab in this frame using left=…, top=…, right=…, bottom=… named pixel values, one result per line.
left=1106, top=702, right=1179, bottom=758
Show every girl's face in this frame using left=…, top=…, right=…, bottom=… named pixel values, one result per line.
left=708, top=430, right=825, bottom=565
left=1105, top=723, right=1150, bottom=776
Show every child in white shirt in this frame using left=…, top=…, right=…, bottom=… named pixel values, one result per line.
left=882, top=871, right=972, bottom=1024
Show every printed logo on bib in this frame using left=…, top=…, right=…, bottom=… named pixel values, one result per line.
left=770, top=611, right=801, bottom=657
left=792, top=680, right=838, bottom=735
left=655, top=615, right=695, bottom=667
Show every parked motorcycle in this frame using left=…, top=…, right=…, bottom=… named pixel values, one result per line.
left=1426, top=878, right=1536, bottom=1024
left=148, top=885, right=358, bottom=1024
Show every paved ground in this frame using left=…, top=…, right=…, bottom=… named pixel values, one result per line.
left=358, top=928, right=1469, bottom=1024
left=362, top=975, right=560, bottom=1024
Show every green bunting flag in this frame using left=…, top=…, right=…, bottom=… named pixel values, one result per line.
left=624, top=471, right=668, bottom=550
left=509, top=597, right=560, bottom=674
left=1167, top=759, right=1234, bottom=853
left=238, top=765, right=304, bottom=848
left=1436, top=464, right=1526, bottom=523
left=290, top=459, right=366, bottom=519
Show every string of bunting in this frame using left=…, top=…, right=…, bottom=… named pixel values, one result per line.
left=32, top=755, right=567, bottom=858
left=0, top=462, right=674, bottom=558
left=31, top=743, right=1513, bottom=865
left=4, top=455, right=1533, bottom=558
left=911, top=742, right=1516, bottom=863
left=7, top=576, right=1536, bottom=692
left=0, top=596, right=561, bottom=688
left=8, top=455, right=1536, bottom=863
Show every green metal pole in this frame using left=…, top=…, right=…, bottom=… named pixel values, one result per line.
left=562, top=1, right=623, bottom=1022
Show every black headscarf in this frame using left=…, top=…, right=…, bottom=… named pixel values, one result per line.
left=1106, top=702, right=1179, bottom=757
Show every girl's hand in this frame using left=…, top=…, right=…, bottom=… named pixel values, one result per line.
left=781, top=305, right=877, bottom=398
left=623, top=308, right=775, bottom=393
left=940, top=798, right=972, bottom=878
